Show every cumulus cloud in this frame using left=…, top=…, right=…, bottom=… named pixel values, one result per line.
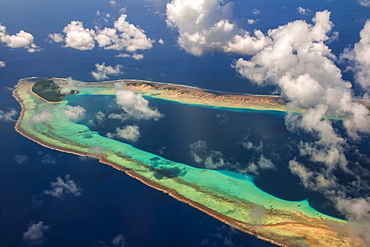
left=234, top=11, right=370, bottom=137
left=189, top=140, right=229, bottom=169
left=0, top=61, right=5, bottom=68
left=111, top=83, right=163, bottom=120
left=91, top=62, right=123, bottom=80
left=62, top=21, right=96, bottom=50
left=341, top=20, right=370, bottom=91
left=297, top=7, right=312, bottom=15
left=62, top=105, right=86, bottom=121
left=103, top=14, right=153, bottom=51
left=89, top=111, right=106, bottom=126
left=110, top=0, right=118, bottom=7
left=165, top=1, right=370, bottom=242
left=158, top=38, right=165, bottom=44
left=227, top=10, right=370, bottom=238
left=0, top=108, right=18, bottom=122
left=115, top=53, right=144, bottom=60
left=358, top=0, right=370, bottom=7
left=247, top=19, right=257, bottom=25
left=132, top=53, right=144, bottom=60
left=49, top=14, right=154, bottom=52
left=0, top=24, right=41, bottom=52
left=43, top=175, right=82, bottom=199
left=96, top=234, right=127, bottom=247
left=166, top=0, right=271, bottom=56
left=30, top=111, right=53, bottom=123
left=241, top=137, right=263, bottom=153
left=23, top=221, right=49, bottom=246
left=336, top=197, right=370, bottom=224
left=115, top=53, right=131, bottom=58
left=244, top=155, right=275, bottom=175
left=47, top=33, right=64, bottom=43
left=55, top=77, right=85, bottom=95
left=107, top=125, right=141, bottom=142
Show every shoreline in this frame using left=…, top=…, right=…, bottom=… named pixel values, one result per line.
left=12, top=78, right=366, bottom=247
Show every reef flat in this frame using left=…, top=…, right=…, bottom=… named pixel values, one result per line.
left=13, top=78, right=366, bottom=247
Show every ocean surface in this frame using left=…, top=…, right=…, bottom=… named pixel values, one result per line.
left=1, top=0, right=369, bottom=246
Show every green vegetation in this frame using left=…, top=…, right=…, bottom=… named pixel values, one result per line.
left=148, top=83, right=159, bottom=89
left=32, top=80, right=78, bottom=102
left=163, top=87, right=177, bottom=91
left=130, top=83, right=143, bottom=86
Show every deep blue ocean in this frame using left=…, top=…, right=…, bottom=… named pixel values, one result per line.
left=1, top=0, right=369, bottom=246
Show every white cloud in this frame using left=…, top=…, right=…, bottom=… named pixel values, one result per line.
left=247, top=19, right=256, bottom=25
left=164, top=2, right=370, bottom=241
left=116, top=53, right=131, bottom=58
left=189, top=140, right=229, bottom=169
left=23, top=221, right=49, bottom=246
left=112, top=83, right=163, bottom=120
left=244, top=155, right=275, bottom=175
left=107, top=112, right=129, bottom=122
left=43, top=175, right=82, bottom=199
left=258, top=155, right=275, bottom=170
left=336, top=197, right=370, bottom=224
left=189, top=140, right=207, bottom=164
left=0, top=61, right=5, bottom=68
left=341, top=20, right=370, bottom=91
left=110, top=0, right=118, bottom=7
left=3, top=30, right=33, bottom=48
left=112, top=234, right=127, bottom=247
left=358, top=0, right=370, bottom=7
left=15, top=155, right=28, bottom=164
left=288, top=159, right=335, bottom=191
left=41, top=154, right=57, bottom=164
left=50, top=14, right=154, bottom=52
left=234, top=11, right=370, bottom=137
left=98, top=234, right=128, bottom=247
left=26, top=44, right=41, bottom=53
left=297, top=7, right=312, bottom=15
left=252, top=9, right=260, bottom=15
left=289, top=159, right=370, bottom=244
left=0, top=24, right=41, bottom=52
left=107, top=125, right=141, bottom=142
left=230, top=11, right=370, bottom=236
left=158, top=38, right=165, bottom=44
left=241, top=139, right=263, bottom=153
left=94, top=27, right=116, bottom=47
left=31, top=111, right=53, bottom=123
left=115, top=53, right=144, bottom=60
left=91, top=62, right=123, bottom=80
left=47, top=33, right=64, bottom=43
left=63, top=21, right=96, bottom=50
left=62, top=105, right=86, bottom=121
left=0, top=108, right=18, bottom=122
left=108, top=14, right=154, bottom=52
left=55, top=77, right=85, bottom=95
left=90, top=111, right=106, bottom=126
left=166, top=0, right=271, bottom=56
left=132, top=53, right=144, bottom=60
